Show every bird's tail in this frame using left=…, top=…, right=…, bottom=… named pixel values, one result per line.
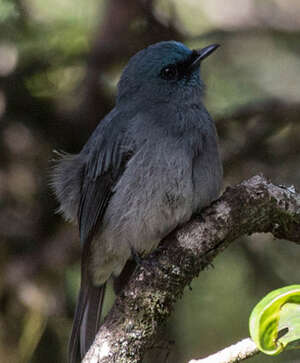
left=68, top=270, right=106, bottom=363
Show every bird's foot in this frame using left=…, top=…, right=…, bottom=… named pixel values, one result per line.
left=130, top=247, right=144, bottom=265
left=130, top=247, right=161, bottom=273
left=194, top=212, right=205, bottom=222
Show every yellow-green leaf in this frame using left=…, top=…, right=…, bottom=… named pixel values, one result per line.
left=249, top=285, right=300, bottom=355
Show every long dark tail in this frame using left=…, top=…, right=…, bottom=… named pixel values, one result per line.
left=69, top=281, right=106, bottom=363
left=68, top=253, right=106, bottom=363
left=69, top=257, right=135, bottom=362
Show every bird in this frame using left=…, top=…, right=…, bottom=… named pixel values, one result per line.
left=51, top=40, right=223, bottom=363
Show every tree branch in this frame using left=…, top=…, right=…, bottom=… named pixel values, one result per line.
left=189, top=338, right=259, bottom=363
left=83, top=175, right=300, bottom=362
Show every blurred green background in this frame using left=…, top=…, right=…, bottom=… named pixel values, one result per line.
left=1, top=0, right=300, bottom=362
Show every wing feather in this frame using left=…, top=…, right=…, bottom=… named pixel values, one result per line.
left=78, top=120, right=134, bottom=245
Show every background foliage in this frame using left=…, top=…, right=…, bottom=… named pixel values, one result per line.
left=1, top=0, right=300, bottom=362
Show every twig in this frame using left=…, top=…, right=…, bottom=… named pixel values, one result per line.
left=189, top=338, right=259, bottom=363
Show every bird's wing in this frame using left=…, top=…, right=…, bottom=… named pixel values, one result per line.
left=78, top=115, right=135, bottom=245
left=69, top=114, right=136, bottom=362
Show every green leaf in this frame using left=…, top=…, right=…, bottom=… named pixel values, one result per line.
left=249, top=285, right=300, bottom=355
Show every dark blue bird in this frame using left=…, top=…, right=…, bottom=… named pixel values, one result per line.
left=51, top=40, right=223, bottom=362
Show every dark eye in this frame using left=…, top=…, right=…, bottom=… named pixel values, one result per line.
left=160, top=65, right=178, bottom=80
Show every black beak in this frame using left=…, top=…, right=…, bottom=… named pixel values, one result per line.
left=188, top=44, right=220, bottom=71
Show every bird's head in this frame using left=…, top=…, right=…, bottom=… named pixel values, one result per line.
left=117, top=41, right=219, bottom=105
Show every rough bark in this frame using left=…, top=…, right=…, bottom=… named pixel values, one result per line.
left=82, top=175, right=300, bottom=362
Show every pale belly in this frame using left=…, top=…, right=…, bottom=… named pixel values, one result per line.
left=89, top=137, right=222, bottom=285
